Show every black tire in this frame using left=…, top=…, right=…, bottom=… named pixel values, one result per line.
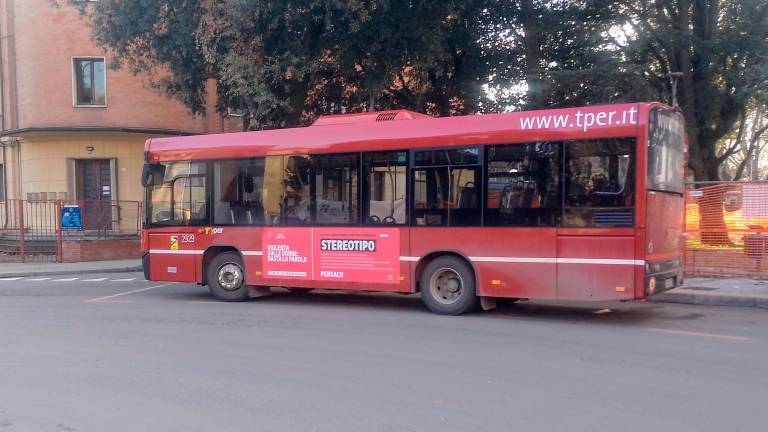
left=419, top=256, right=479, bottom=315
left=207, top=251, right=249, bottom=302
left=287, top=288, right=313, bottom=294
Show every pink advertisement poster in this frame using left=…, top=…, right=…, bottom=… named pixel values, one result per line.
left=261, top=227, right=400, bottom=284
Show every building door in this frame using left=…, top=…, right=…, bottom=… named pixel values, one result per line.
left=77, top=159, right=113, bottom=231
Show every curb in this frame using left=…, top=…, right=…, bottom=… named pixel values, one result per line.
left=0, top=265, right=142, bottom=279
left=651, top=290, right=768, bottom=309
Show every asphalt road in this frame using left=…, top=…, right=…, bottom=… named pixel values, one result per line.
left=0, top=273, right=766, bottom=432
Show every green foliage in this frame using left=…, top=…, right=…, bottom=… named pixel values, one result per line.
left=87, top=0, right=768, bottom=179
left=621, top=0, right=768, bottom=180
left=89, top=0, right=491, bottom=129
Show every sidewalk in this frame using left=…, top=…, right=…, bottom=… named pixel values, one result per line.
left=0, top=259, right=141, bottom=278
left=651, top=277, right=768, bottom=309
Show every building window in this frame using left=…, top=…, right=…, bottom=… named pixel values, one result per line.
left=73, top=58, right=106, bottom=106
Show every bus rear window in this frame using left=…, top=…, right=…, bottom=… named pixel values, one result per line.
left=648, top=108, right=685, bottom=194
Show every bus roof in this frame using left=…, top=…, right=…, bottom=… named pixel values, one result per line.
left=147, top=102, right=666, bottom=161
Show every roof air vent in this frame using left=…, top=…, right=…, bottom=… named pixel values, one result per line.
left=311, top=110, right=431, bottom=126
left=375, top=112, right=399, bottom=121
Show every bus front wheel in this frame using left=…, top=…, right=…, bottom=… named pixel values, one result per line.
left=420, top=256, right=479, bottom=315
left=207, top=252, right=249, bottom=302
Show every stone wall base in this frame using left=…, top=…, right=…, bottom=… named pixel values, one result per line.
left=61, top=239, right=141, bottom=263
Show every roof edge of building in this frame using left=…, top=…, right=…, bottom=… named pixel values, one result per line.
left=0, top=126, right=195, bottom=138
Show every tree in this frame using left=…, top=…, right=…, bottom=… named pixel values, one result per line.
left=481, top=0, right=655, bottom=112
left=622, top=0, right=768, bottom=181
left=86, top=0, right=492, bottom=130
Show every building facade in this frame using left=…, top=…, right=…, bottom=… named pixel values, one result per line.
left=0, top=0, right=237, bottom=233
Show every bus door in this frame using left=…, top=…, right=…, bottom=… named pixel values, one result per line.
left=557, top=138, right=637, bottom=300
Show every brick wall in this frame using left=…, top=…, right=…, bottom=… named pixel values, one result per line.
left=61, top=239, right=141, bottom=263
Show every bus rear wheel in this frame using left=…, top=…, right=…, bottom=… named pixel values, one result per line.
left=419, top=256, right=479, bottom=315
left=207, top=252, right=249, bottom=302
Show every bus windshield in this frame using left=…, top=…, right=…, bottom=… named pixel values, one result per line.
left=648, top=108, right=685, bottom=194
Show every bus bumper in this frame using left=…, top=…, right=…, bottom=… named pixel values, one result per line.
left=645, top=266, right=683, bottom=297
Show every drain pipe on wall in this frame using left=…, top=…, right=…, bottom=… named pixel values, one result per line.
left=1, top=141, right=7, bottom=229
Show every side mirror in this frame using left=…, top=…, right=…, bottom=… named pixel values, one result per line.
left=141, top=163, right=166, bottom=187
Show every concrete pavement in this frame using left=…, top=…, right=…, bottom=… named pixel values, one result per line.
left=0, top=273, right=766, bottom=432
left=0, top=259, right=141, bottom=278
left=653, top=276, right=768, bottom=308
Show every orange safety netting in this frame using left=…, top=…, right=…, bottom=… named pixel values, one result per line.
left=685, top=181, right=768, bottom=277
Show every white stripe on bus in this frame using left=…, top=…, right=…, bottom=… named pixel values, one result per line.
left=149, top=250, right=643, bottom=266
left=469, top=257, right=556, bottom=263
left=555, top=258, right=644, bottom=266
left=149, top=249, right=204, bottom=255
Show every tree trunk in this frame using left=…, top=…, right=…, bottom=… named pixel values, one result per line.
left=521, top=0, right=545, bottom=109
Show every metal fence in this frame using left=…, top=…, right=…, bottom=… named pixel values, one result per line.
left=685, top=181, right=768, bottom=277
left=0, top=200, right=141, bottom=263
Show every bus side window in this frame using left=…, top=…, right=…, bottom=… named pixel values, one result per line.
left=363, top=151, right=407, bottom=225
left=563, top=139, right=635, bottom=227
left=262, top=156, right=285, bottom=225
left=314, top=153, right=359, bottom=225
left=411, top=147, right=481, bottom=227
left=213, top=158, right=265, bottom=225
left=485, top=142, right=560, bottom=227
left=282, top=155, right=312, bottom=225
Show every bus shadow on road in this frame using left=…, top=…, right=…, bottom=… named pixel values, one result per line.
left=162, top=286, right=700, bottom=326
left=486, top=299, right=706, bottom=326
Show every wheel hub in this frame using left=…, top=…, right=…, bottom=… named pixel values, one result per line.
left=218, top=263, right=243, bottom=291
left=429, top=268, right=464, bottom=305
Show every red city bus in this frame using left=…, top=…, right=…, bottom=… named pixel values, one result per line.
left=141, top=102, right=685, bottom=315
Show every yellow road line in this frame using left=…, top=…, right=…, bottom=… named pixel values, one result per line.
left=649, top=328, right=751, bottom=341
left=85, top=283, right=175, bottom=303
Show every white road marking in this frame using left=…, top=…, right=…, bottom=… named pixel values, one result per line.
left=27, top=277, right=51, bottom=281
left=85, top=283, right=175, bottom=303
left=51, top=278, right=78, bottom=282
left=0, top=277, right=23, bottom=281
left=82, top=278, right=108, bottom=282
left=649, top=328, right=751, bottom=341
left=110, top=278, right=136, bottom=282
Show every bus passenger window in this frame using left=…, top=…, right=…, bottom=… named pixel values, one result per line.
left=314, top=154, right=359, bottom=225
left=485, top=142, right=560, bottom=227
left=213, top=159, right=265, bottom=225
left=412, top=168, right=449, bottom=226
left=282, top=155, right=312, bottom=225
left=411, top=147, right=481, bottom=227
left=364, top=151, right=407, bottom=225
left=563, top=139, right=635, bottom=227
